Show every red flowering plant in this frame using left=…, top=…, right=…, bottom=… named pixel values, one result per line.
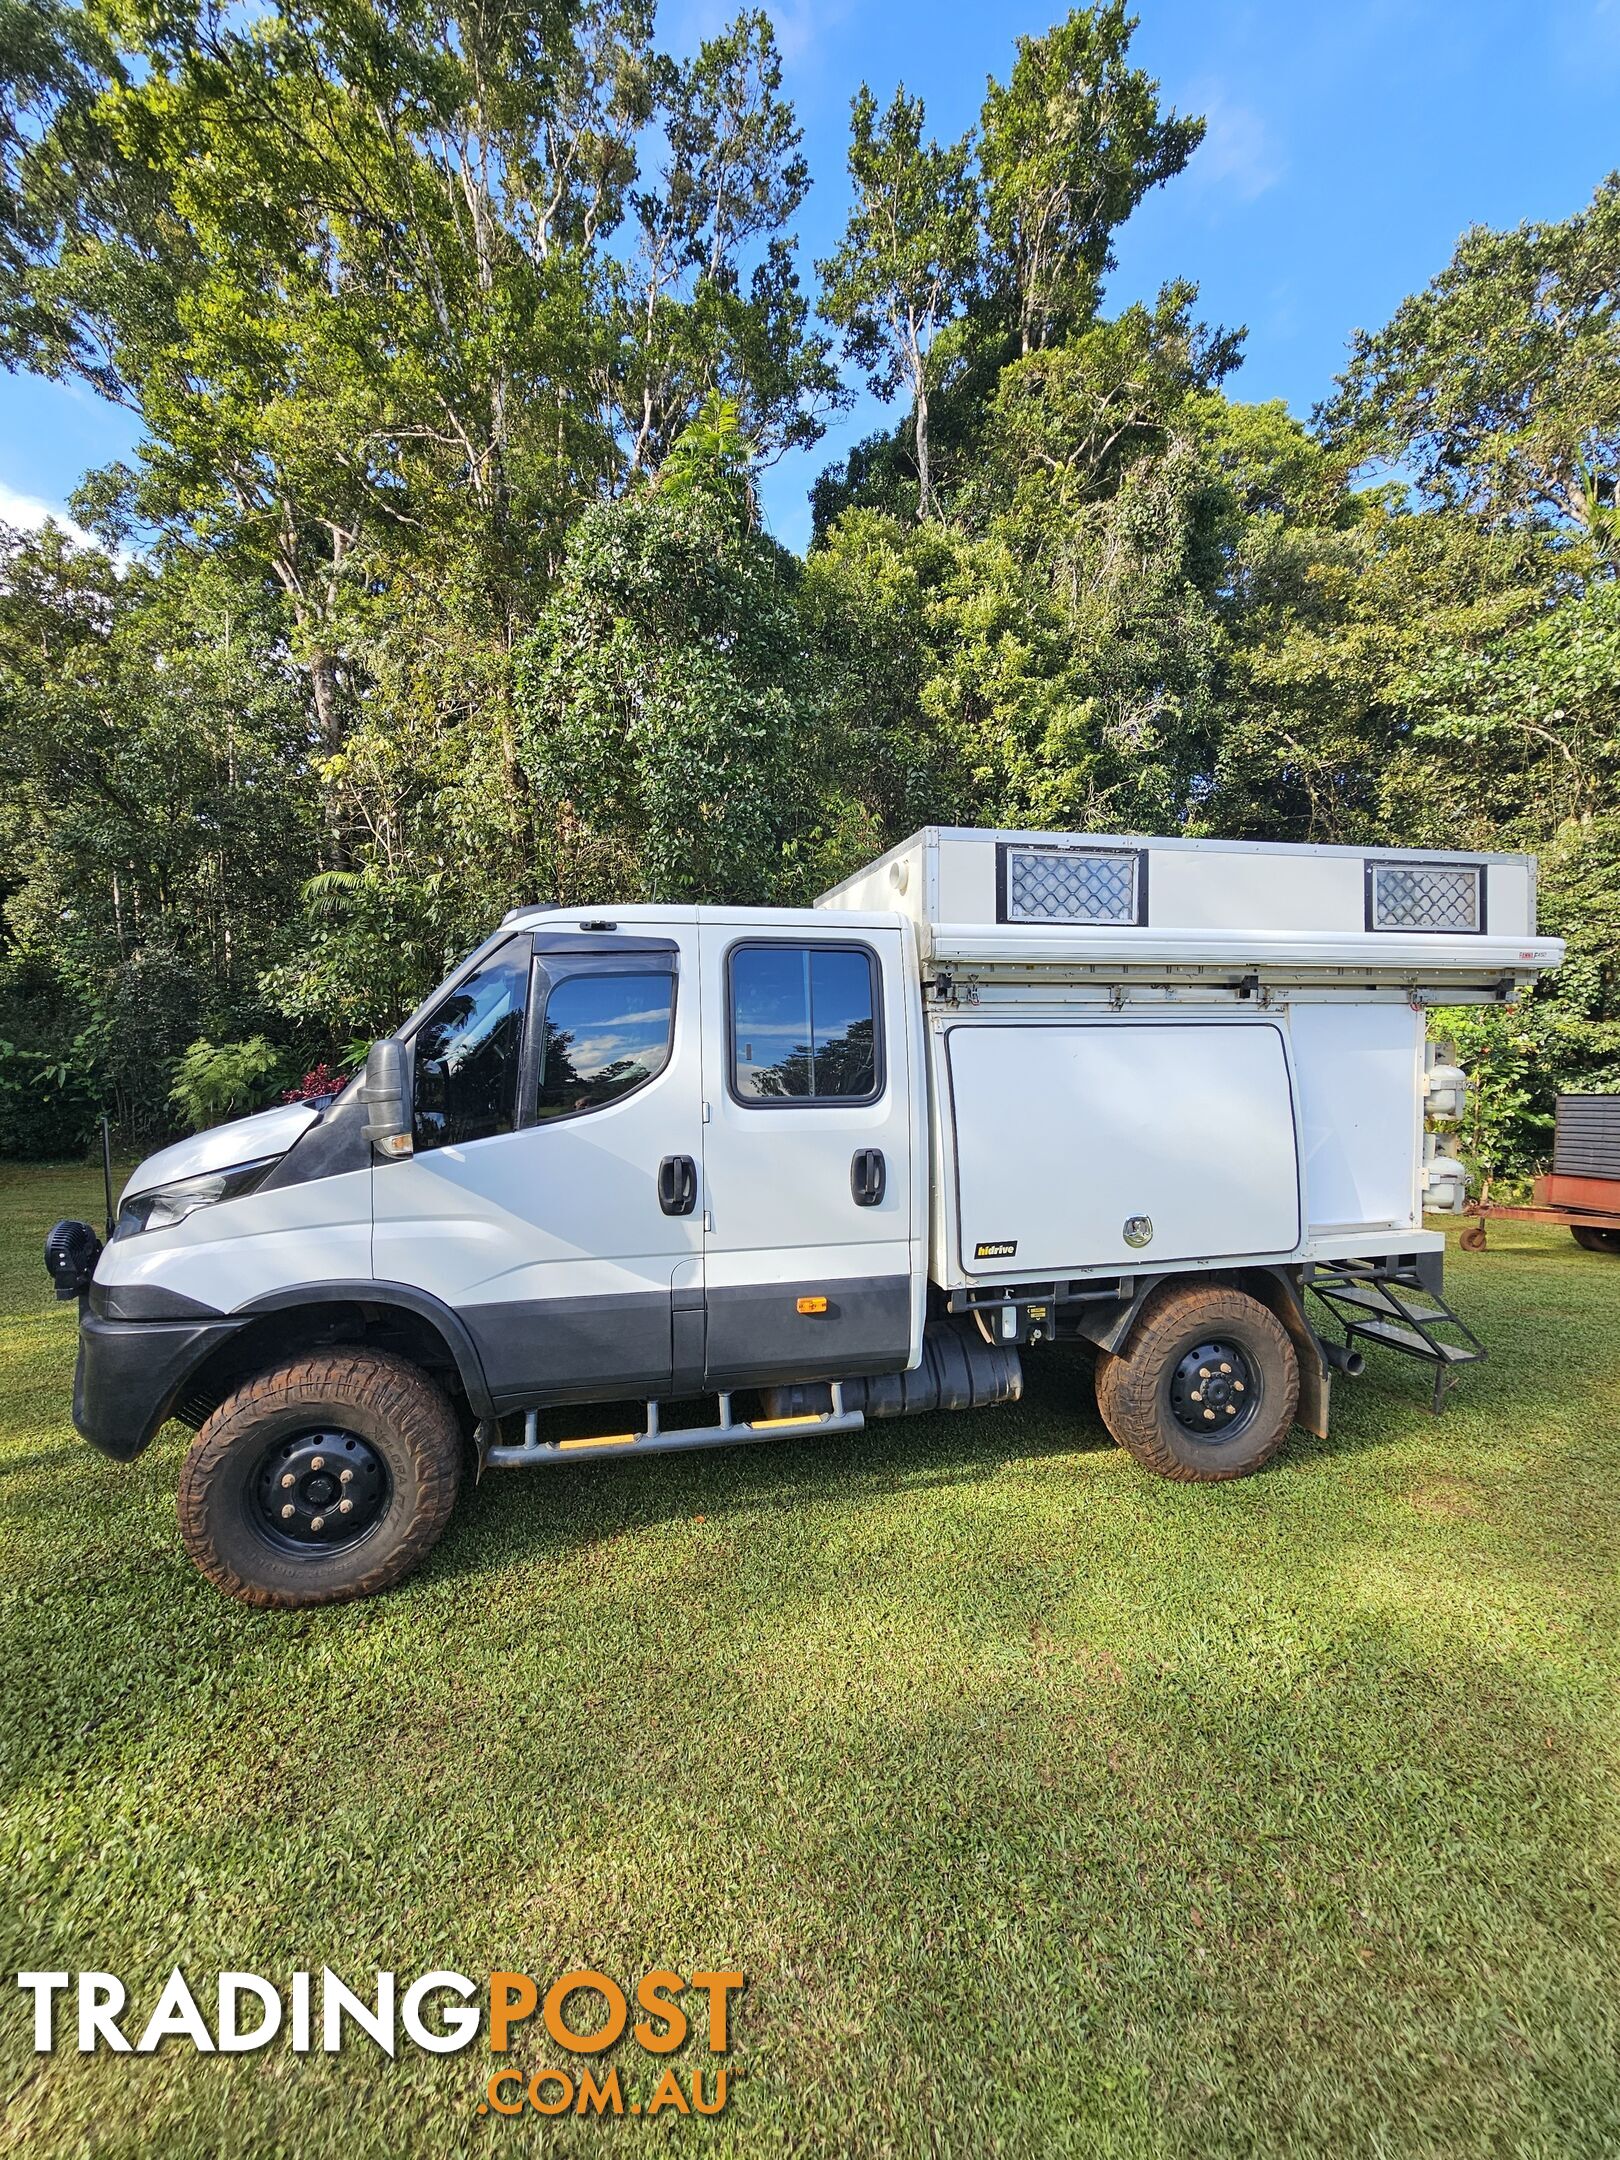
left=283, top=1063, right=350, bottom=1106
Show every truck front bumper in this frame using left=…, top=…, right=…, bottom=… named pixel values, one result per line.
left=74, top=1311, right=243, bottom=1462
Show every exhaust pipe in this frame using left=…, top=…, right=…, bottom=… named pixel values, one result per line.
left=1320, top=1339, right=1365, bottom=1379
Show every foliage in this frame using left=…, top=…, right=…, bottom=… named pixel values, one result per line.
left=977, top=2, right=1204, bottom=356
left=2, top=2, right=1619, bottom=1172
left=0, top=957, right=99, bottom=1158
left=516, top=472, right=818, bottom=903
left=1321, top=173, right=1620, bottom=534
left=816, top=84, right=978, bottom=520
left=168, top=1036, right=284, bottom=1132
left=283, top=1063, right=351, bottom=1106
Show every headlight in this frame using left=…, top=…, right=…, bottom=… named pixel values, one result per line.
left=113, top=1158, right=278, bottom=1239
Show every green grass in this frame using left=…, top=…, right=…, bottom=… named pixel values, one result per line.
left=2, top=1161, right=1618, bottom=2158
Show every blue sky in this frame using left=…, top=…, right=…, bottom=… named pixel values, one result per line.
left=5, top=0, right=1620, bottom=555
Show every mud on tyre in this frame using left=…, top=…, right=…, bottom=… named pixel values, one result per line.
left=1094, top=1281, right=1299, bottom=1482
left=177, top=1348, right=463, bottom=1609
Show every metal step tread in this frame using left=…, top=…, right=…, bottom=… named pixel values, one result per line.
left=1344, top=1317, right=1482, bottom=1363
left=1312, top=1282, right=1451, bottom=1326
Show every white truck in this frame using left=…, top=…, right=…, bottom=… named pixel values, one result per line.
left=46, top=827, right=1563, bottom=1608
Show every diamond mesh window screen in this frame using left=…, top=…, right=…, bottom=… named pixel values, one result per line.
left=1003, top=847, right=1142, bottom=924
left=1367, top=860, right=1483, bottom=933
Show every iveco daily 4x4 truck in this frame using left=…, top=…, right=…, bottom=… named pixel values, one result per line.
left=46, top=828, right=1562, bottom=1607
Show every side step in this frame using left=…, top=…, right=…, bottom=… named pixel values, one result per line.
left=1306, top=1263, right=1485, bottom=1414
left=478, top=1387, right=865, bottom=1472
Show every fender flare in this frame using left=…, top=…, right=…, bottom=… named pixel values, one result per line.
left=233, top=1280, right=497, bottom=1420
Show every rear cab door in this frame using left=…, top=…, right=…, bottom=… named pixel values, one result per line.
left=698, top=916, right=922, bottom=1388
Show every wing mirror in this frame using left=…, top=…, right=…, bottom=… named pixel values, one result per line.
left=360, top=1038, right=414, bottom=1159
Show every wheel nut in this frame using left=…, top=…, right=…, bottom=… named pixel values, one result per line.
left=1190, top=1389, right=1202, bottom=1402
left=340, top=1467, right=353, bottom=1484
left=311, top=1456, right=325, bottom=1471
left=1226, top=1404, right=1237, bottom=1416
left=1233, top=1380, right=1245, bottom=1393
left=1198, top=1366, right=1210, bottom=1379
left=311, top=1514, right=325, bottom=1532
left=1203, top=1408, right=1216, bottom=1421
left=1219, top=1363, right=1232, bottom=1375
left=339, top=1498, right=352, bottom=1514
left=281, top=1503, right=295, bottom=1519
left=280, top=1472, right=295, bottom=1488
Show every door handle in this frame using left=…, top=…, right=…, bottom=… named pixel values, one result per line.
left=658, top=1154, right=697, bottom=1216
left=851, top=1147, right=886, bottom=1207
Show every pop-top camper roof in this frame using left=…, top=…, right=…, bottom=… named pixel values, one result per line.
left=816, top=827, right=1564, bottom=996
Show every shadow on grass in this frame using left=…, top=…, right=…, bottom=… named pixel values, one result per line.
left=5, top=1574, right=1617, bottom=2160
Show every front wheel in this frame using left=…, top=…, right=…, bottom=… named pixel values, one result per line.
left=178, top=1348, right=464, bottom=1608
left=1572, top=1224, right=1620, bottom=1256
left=1094, top=1282, right=1299, bottom=1482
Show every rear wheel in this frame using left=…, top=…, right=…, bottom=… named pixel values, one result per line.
left=1095, top=1282, right=1299, bottom=1482
left=1572, top=1224, right=1620, bottom=1255
left=178, top=1348, right=463, bottom=1608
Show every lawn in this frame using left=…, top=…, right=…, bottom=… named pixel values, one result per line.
left=2, top=1160, right=1618, bottom=2159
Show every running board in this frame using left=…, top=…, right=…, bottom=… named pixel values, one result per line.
left=478, top=1386, right=865, bottom=1472
left=1306, top=1263, right=1485, bottom=1414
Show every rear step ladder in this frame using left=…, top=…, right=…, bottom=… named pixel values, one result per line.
left=1306, top=1262, right=1485, bottom=1414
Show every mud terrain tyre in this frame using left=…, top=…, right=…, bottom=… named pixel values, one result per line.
left=1094, top=1282, right=1299, bottom=1482
left=178, top=1349, right=463, bottom=1608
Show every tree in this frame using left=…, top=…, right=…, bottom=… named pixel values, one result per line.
left=981, top=281, right=1242, bottom=527
left=978, top=3, right=1204, bottom=357
left=0, top=0, right=834, bottom=846
left=514, top=447, right=817, bottom=906
left=1320, top=173, right=1620, bottom=534
left=817, top=86, right=979, bottom=520
left=0, top=519, right=316, bottom=1134
left=618, top=11, right=843, bottom=476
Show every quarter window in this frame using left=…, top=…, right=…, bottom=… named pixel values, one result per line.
left=533, top=971, right=675, bottom=1122
left=730, top=944, right=880, bottom=1103
left=412, top=941, right=529, bottom=1151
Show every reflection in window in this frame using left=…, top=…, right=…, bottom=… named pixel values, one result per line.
left=413, top=942, right=528, bottom=1151
left=731, top=945, right=878, bottom=1101
left=534, top=972, right=675, bottom=1121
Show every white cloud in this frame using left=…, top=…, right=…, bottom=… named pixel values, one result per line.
left=1187, top=90, right=1284, bottom=205
left=0, top=478, right=104, bottom=554
left=664, top=0, right=850, bottom=66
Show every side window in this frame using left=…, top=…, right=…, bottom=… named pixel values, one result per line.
left=533, top=970, right=675, bottom=1122
left=412, top=942, right=529, bottom=1151
left=730, top=943, right=880, bottom=1103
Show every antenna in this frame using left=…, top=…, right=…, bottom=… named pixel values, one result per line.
left=100, top=1114, right=115, bottom=1240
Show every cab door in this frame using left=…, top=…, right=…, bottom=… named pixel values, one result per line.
left=698, top=924, right=916, bottom=1387
left=372, top=927, right=705, bottom=1408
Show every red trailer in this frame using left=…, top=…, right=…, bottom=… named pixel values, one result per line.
left=1461, top=1094, right=1620, bottom=1254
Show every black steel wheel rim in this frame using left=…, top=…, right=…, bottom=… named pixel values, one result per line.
left=249, top=1428, right=390, bottom=1556
left=1167, top=1339, right=1260, bottom=1443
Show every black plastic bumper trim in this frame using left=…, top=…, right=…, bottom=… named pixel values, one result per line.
left=74, top=1313, right=246, bottom=1461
